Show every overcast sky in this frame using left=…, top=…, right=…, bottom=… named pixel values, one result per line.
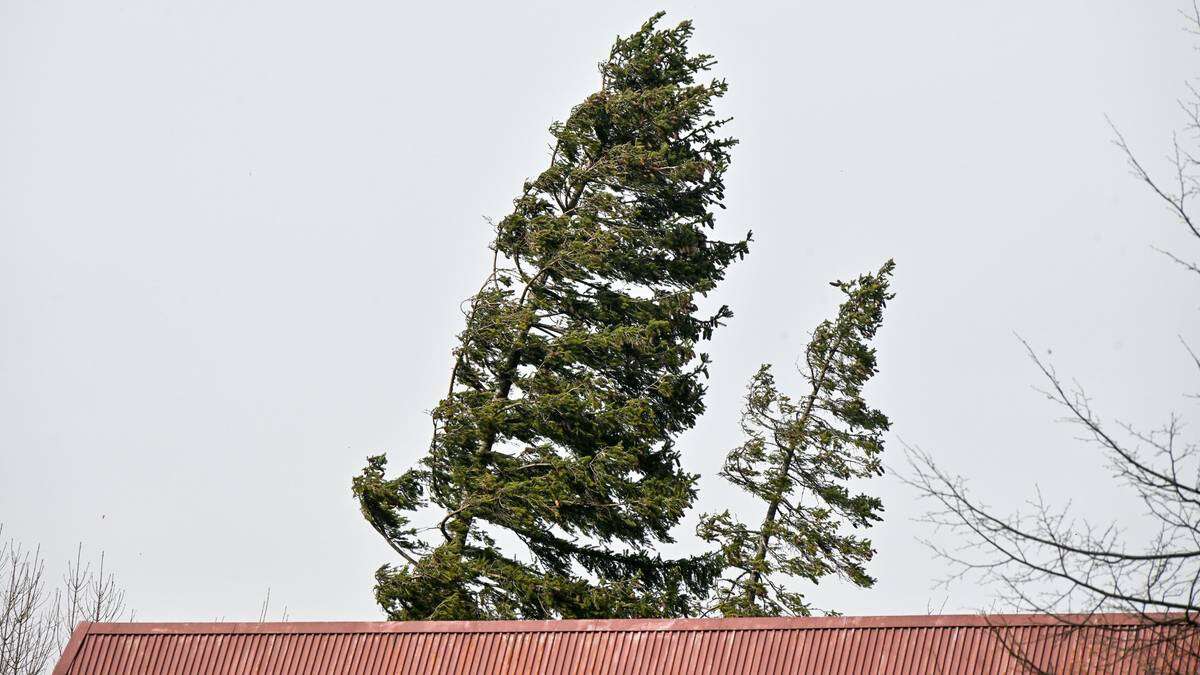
left=3, top=0, right=1199, bottom=621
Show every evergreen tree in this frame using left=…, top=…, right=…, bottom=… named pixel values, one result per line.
left=353, top=13, right=749, bottom=621
left=698, top=261, right=894, bottom=616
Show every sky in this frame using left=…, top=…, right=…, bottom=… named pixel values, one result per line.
left=3, top=0, right=1199, bottom=622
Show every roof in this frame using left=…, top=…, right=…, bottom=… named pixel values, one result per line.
left=53, top=613, right=1198, bottom=674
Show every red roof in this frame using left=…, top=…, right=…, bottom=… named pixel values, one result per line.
left=53, top=613, right=1197, bottom=674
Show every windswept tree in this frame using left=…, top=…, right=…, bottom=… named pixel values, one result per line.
left=353, top=14, right=749, bottom=621
left=699, top=261, right=895, bottom=617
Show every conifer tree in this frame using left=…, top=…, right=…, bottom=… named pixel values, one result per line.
left=698, top=261, right=894, bottom=616
left=353, top=14, right=748, bottom=620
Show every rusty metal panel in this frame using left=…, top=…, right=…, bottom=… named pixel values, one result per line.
left=52, top=614, right=1200, bottom=674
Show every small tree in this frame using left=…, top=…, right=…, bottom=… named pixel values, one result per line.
left=0, top=528, right=128, bottom=675
left=699, top=261, right=895, bottom=616
left=354, top=13, right=749, bottom=620
left=0, top=533, right=55, bottom=675
left=55, top=545, right=126, bottom=639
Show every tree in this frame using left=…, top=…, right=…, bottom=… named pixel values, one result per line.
left=904, top=6, right=1200, bottom=670
left=0, top=532, right=54, bottom=675
left=698, top=261, right=895, bottom=617
left=353, top=13, right=749, bottom=621
left=0, top=528, right=128, bottom=675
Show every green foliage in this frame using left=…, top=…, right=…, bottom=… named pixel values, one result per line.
left=353, top=13, right=749, bottom=620
left=698, top=261, right=895, bottom=616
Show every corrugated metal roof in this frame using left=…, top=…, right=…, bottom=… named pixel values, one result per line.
left=53, top=613, right=1198, bottom=674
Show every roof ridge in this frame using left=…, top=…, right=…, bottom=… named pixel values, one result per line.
left=77, top=612, right=1186, bottom=636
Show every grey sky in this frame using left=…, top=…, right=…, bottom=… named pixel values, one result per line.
left=2, top=0, right=1198, bottom=621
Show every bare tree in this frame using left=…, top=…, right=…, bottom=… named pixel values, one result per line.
left=55, top=545, right=127, bottom=642
left=904, top=5, right=1200, bottom=671
left=0, top=528, right=129, bottom=675
left=0, top=528, right=56, bottom=675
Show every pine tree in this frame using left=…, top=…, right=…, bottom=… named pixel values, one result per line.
left=698, top=261, right=894, bottom=616
left=353, top=13, right=749, bottom=621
